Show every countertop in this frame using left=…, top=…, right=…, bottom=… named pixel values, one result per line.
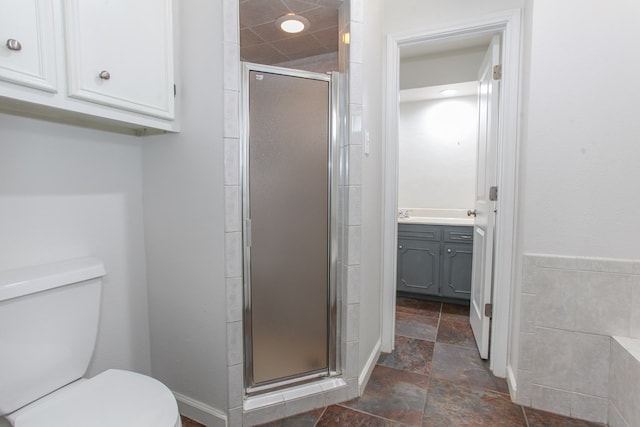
left=398, top=216, right=474, bottom=226
left=397, top=208, right=474, bottom=226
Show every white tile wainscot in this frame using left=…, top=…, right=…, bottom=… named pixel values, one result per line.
left=516, top=254, right=640, bottom=425
left=609, top=337, right=640, bottom=427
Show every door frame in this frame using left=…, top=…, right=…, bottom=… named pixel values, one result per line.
left=381, top=9, right=523, bottom=377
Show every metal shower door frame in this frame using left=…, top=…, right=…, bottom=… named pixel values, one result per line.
left=241, top=62, right=340, bottom=395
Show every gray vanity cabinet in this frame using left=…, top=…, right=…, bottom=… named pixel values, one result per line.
left=442, top=244, right=473, bottom=299
left=397, top=224, right=473, bottom=301
left=397, top=237, right=441, bottom=296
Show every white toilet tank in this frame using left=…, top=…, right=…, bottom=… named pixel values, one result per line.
left=0, top=258, right=106, bottom=416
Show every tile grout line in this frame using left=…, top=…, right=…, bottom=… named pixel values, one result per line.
left=435, top=302, right=442, bottom=341
left=421, top=302, right=440, bottom=425
left=521, top=405, right=530, bottom=427
left=334, top=402, right=414, bottom=426
left=312, top=406, right=327, bottom=427
left=370, top=362, right=431, bottom=379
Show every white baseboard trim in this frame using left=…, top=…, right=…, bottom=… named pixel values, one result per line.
left=358, top=338, right=381, bottom=395
left=174, top=391, right=227, bottom=427
left=506, top=364, right=517, bottom=401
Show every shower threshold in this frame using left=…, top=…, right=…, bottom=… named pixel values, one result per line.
left=243, top=376, right=347, bottom=413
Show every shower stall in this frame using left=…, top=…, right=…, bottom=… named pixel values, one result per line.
left=241, top=63, right=340, bottom=395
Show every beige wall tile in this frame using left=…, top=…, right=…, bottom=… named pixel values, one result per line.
left=535, top=269, right=577, bottom=330
left=531, top=385, right=571, bottom=416
left=570, top=393, right=608, bottom=424
left=575, top=271, right=632, bottom=336
left=534, top=327, right=573, bottom=390
left=572, top=333, right=610, bottom=397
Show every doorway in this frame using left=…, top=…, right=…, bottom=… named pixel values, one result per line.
left=382, top=11, right=522, bottom=378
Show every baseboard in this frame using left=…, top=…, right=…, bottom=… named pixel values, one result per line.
left=358, top=338, right=381, bottom=395
left=174, top=391, right=227, bottom=427
left=506, top=364, right=517, bottom=401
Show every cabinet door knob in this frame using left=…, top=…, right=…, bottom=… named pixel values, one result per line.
left=447, top=248, right=452, bottom=253
left=6, top=39, right=22, bottom=51
left=398, top=245, right=403, bottom=249
left=467, top=209, right=477, bottom=217
left=99, top=70, right=111, bottom=80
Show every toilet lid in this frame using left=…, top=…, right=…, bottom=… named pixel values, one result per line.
left=10, top=370, right=179, bottom=427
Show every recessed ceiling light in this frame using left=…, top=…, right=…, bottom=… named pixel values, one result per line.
left=276, top=13, right=310, bottom=34
left=440, top=89, right=458, bottom=96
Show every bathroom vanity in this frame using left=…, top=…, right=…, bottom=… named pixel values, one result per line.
left=397, top=211, right=474, bottom=302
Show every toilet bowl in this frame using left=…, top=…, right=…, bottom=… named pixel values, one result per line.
left=0, top=258, right=181, bottom=427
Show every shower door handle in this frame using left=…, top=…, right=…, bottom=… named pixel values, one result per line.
left=245, top=219, right=252, bottom=247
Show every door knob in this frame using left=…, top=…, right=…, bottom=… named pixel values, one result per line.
left=99, top=70, right=111, bottom=80
left=6, top=39, right=22, bottom=51
left=467, top=209, right=477, bottom=217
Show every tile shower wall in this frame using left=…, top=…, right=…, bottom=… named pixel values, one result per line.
left=516, top=254, right=640, bottom=424
left=222, top=0, right=364, bottom=425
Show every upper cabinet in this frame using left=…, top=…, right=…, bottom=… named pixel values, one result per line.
left=64, top=0, right=174, bottom=119
left=0, top=0, right=178, bottom=133
left=0, top=0, right=57, bottom=92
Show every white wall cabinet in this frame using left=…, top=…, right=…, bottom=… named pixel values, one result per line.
left=0, top=0, right=178, bottom=133
left=64, top=0, right=174, bottom=119
left=0, top=0, right=58, bottom=93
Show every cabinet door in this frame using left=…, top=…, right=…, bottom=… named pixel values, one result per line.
left=442, top=243, right=473, bottom=300
left=64, top=0, right=174, bottom=119
left=397, top=237, right=440, bottom=296
left=0, top=0, right=57, bottom=92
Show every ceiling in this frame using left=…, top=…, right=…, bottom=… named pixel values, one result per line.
left=239, top=0, right=341, bottom=65
left=399, top=81, right=479, bottom=103
left=400, top=34, right=493, bottom=59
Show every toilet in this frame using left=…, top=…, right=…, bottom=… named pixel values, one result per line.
left=0, top=258, right=181, bottom=427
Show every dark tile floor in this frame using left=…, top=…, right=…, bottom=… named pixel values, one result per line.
left=253, top=296, right=606, bottom=427
left=182, top=415, right=207, bottom=427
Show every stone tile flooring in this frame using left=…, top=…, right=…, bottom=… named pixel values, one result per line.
left=251, top=296, right=606, bottom=427
left=182, top=415, right=207, bottom=426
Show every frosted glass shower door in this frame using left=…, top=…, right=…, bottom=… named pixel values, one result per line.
left=243, top=65, right=334, bottom=391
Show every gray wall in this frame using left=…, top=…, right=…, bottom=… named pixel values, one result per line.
left=398, top=95, right=478, bottom=209
left=142, top=0, right=228, bottom=415
left=360, top=0, right=384, bottom=377
left=0, top=114, right=151, bottom=377
left=518, top=0, right=640, bottom=259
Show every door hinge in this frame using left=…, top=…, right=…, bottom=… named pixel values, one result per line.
left=173, top=84, right=177, bottom=97
left=492, top=64, right=502, bottom=80
left=489, top=186, right=498, bottom=201
left=484, top=303, right=493, bottom=318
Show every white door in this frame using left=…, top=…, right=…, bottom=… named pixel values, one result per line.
left=469, top=36, right=501, bottom=359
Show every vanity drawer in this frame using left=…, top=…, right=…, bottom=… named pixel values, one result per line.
left=443, top=227, right=473, bottom=243
left=398, top=224, right=442, bottom=242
